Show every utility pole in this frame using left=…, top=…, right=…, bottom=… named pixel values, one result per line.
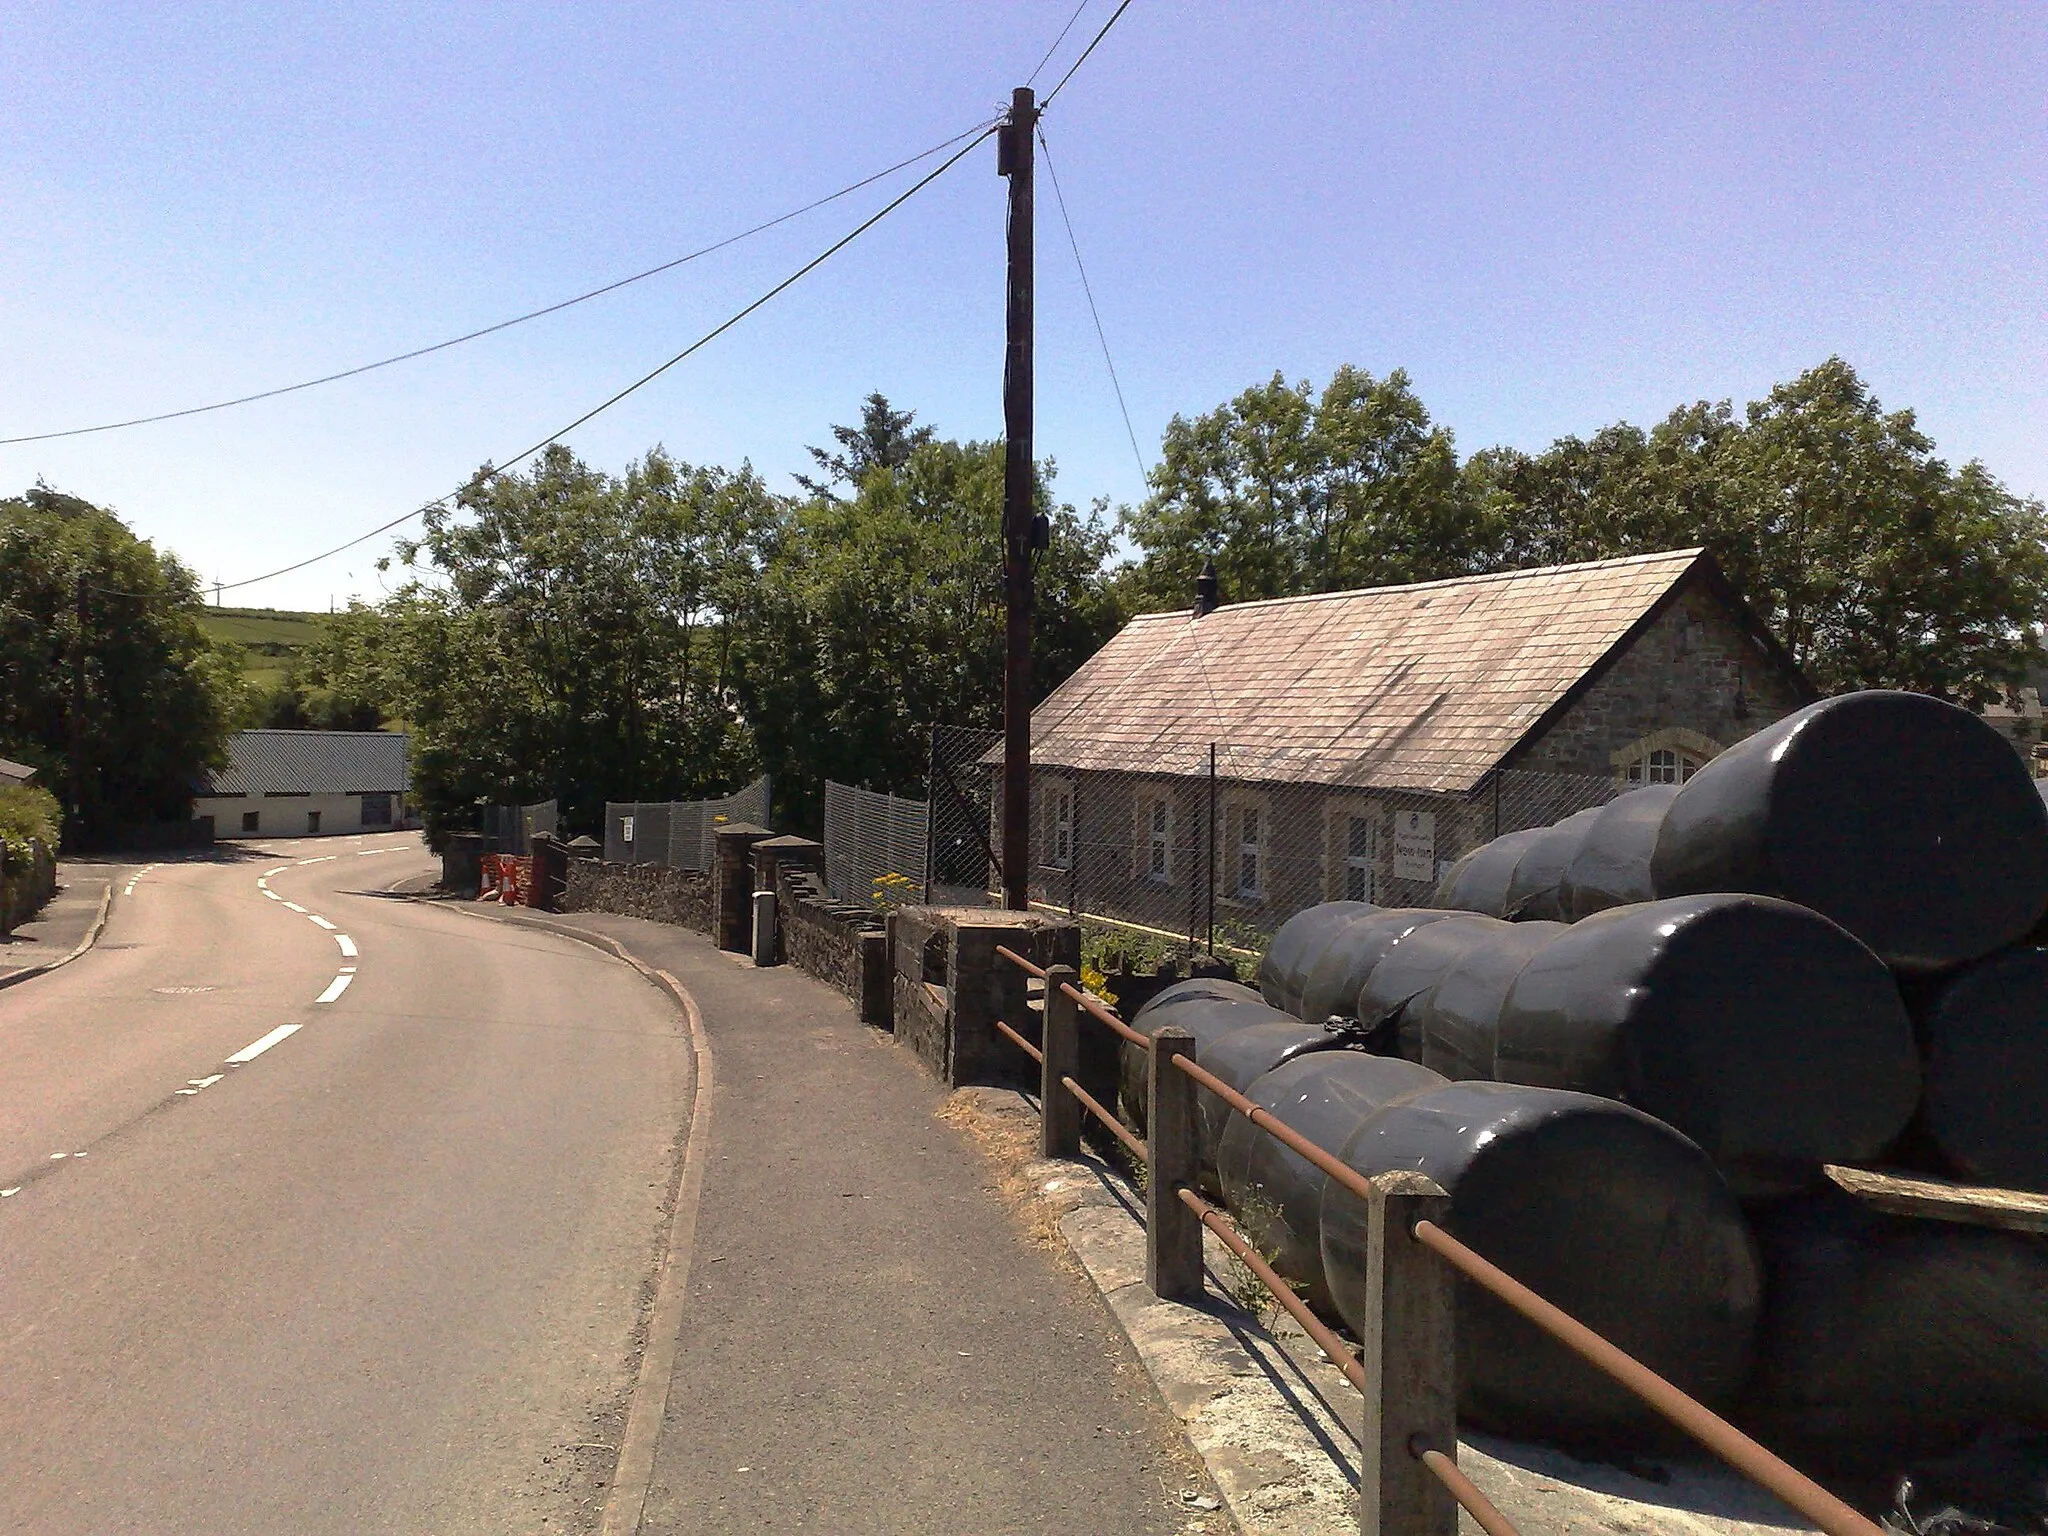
left=69, top=573, right=87, bottom=850
left=998, top=85, right=1038, bottom=911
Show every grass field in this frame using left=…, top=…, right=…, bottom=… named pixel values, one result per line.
left=199, top=607, right=329, bottom=686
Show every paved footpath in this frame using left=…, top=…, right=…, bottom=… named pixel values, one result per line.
left=0, top=863, right=111, bottom=986
left=486, top=907, right=1214, bottom=1536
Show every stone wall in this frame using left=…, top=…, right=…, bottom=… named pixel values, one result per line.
left=1516, top=576, right=1810, bottom=777
left=0, top=837, right=58, bottom=936
left=777, top=861, right=890, bottom=1024
left=564, top=858, right=714, bottom=933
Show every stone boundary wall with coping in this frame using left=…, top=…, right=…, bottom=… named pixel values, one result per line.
left=564, top=858, right=714, bottom=933
left=776, top=861, right=890, bottom=1025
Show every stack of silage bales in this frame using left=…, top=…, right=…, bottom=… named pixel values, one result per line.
left=1123, top=980, right=1762, bottom=1447
left=1219, top=689, right=2048, bottom=1463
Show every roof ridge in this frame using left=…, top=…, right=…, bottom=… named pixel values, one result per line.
left=1127, top=547, right=1705, bottom=623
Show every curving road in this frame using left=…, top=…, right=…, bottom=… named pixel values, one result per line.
left=0, top=832, right=690, bottom=1535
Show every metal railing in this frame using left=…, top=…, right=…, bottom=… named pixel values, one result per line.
left=992, top=944, right=1884, bottom=1536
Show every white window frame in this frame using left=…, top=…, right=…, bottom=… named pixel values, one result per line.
left=1343, top=811, right=1375, bottom=901
left=1143, top=795, right=1172, bottom=884
left=1235, top=804, right=1263, bottom=901
left=1041, top=779, right=1074, bottom=871
left=1613, top=727, right=1723, bottom=788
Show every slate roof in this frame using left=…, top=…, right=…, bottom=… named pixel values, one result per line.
left=198, top=730, right=410, bottom=796
left=0, top=757, right=37, bottom=785
left=1024, top=549, right=1716, bottom=795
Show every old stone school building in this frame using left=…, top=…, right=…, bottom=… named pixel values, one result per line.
left=1018, top=548, right=1815, bottom=931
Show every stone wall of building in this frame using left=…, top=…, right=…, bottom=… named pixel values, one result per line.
left=1515, top=579, right=1809, bottom=779
left=564, top=859, right=714, bottom=933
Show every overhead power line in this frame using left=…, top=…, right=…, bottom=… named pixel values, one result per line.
left=1026, top=0, right=1095, bottom=87
left=1037, top=125, right=1146, bottom=485
left=196, top=124, right=998, bottom=597
left=0, top=118, right=999, bottom=448
left=1042, top=0, right=1135, bottom=106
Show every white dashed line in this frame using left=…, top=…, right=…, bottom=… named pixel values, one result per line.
left=262, top=889, right=282, bottom=901
left=188, top=1075, right=224, bottom=1089
left=264, top=866, right=288, bottom=877
left=0, top=1188, right=19, bottom=1198
left=227, top=1024, right=301, bottom=1064
left=306, top=914, right=336, bottom=931
left=281, top=901, right=307, bottom=913
left=335, top=933, right=357, bottom=957
left=298, top=855, right=337, bottom=865
left=315, top=974, right=353, bottom=1004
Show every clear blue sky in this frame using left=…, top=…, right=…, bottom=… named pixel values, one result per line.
left=3, top=3, right=2043, bottom=610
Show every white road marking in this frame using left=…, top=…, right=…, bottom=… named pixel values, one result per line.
left=337, top=966, right=356, bottom=974
left=264, top=866, right=288, bottom=877
left=281, top=901, right=307, bottom=913
left=226, top=1024, right=301, bottom=1064
left=256, top=878, right=269, bottom=889
left=49, top=1152, right=67, bottom=1161
left=306, top=914, right=336, bottom=931
left=262, top=889, right=282, bottom=901
left=188, top=1075, right=223, bottom=1088
left=1, top=1188, right=18, bottom=1198
left=298, top=855, right=337, bottom=865
left=315, top=974, right=352, bottom=1004
left=335, top=933, right=357, bottom=957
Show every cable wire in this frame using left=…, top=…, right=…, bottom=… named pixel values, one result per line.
left=199, top=123, right=998, bottom=597
left=1037, top=125, right=1146, bottom=484
left=1026, top=0, right=1094, bottom=86
left=1042, top=0, right=1135, bottom=106
left=0, top=118, right=999, bottom=448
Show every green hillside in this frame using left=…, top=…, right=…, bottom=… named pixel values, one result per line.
left=200, top=607, right=330, bottom=686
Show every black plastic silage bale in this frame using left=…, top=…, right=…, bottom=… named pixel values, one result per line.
left=1558, top=785, right=1679, bottom=920
left=1428, top=827, right=1544, bottom=917
left=1355, top=913, right=1513, bottom=1033
left=1651, top=690, right=2048, bottom=973
left=1322, top=1080, right=1761, bottom=1448
left=1501, top=806, right=1604, bottom=921
left=1119, top=986, right=1270, bottom=1135
left=1296, top=908, right=1465, bottom=1026
left=1405, top=921, right=1570, bottom=1079
left=1214, top=1050, right=1445, bottom=1317
left=1915, top=945, right=2048, bottom=1191
left=1742, top=1192, right=2048, bottom=1466
left=1256, top=900, right=1377, bottom=1015
left=1497, top=893, right=1921, bottom=1196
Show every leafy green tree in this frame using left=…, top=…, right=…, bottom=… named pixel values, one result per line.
left=738, top=436, right=1117, bottom=829
left=0, top=485, right=244, bottom=844
left=1120, top=366, right=1486, bottom=609
left=334, top=444, right=779, bottom=841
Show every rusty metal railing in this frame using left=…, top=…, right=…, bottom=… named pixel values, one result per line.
left=990, top=945, right=1885, bottom=1536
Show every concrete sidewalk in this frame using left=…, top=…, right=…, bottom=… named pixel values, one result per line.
left=0, top=869, right=110, bottom=988
left=503, top=909, right=1219, bottom=1536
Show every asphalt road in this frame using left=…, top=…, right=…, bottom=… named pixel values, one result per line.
left=0, top=833, right=690, bottom=1535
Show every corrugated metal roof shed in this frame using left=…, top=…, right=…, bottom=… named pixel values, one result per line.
left=1023, top=549, right=1710, bottom=794
left=199, top=730, right=410, bottom=796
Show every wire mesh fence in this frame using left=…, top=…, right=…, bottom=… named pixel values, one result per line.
left=602, top=776, right=771, bottom=869
left=823, top=782, right=929, bottom=908
left=480, top=799, right=558, bottom=854
left=1010, top=739, right=1621, bottom=968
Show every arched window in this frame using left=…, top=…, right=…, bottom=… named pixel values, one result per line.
left=1615, top=729, right=1721, bottom=786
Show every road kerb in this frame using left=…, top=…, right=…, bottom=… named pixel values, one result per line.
left=0, top=879, right=112, bottom=992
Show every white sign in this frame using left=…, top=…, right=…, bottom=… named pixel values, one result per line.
left=621, top=816, right=636, bottom=844
left=1391, top=810, right=1435, bottom=883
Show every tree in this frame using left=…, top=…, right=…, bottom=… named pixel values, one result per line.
left=738, top=436, right=1117, bottom=830
left=793, top=391, right=935, bottom=500
left=0, top=485, right=244, bottom=844
left=1120, top=366, right=1487, bottom=610
left=343, top=444, right=779, bottom=841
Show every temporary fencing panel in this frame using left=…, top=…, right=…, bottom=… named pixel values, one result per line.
left=823, top=781, right=929, bottom=908
left=599, top=777, right=770, bottom=869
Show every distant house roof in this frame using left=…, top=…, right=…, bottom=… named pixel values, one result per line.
left=1022, top=549, right=1801, bottom=795
left=198, top=730, right=409, bottom=796
left=0, top=757, right=37, bottom=786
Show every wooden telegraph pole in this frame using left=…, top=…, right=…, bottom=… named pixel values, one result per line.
left=69, top=572, right=87, bottom=849
left=998, top=86, right=1038, bottom=911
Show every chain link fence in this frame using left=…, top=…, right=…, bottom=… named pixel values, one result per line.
left=1007, top=738, right=1620, bottom=968
left=822, top=782, right=929, bottom=908
left=603, top=776, right=771, bottom=869
left=817, top=726, right=1003, bottom=910
left=480, top=799, right=558, bottom=854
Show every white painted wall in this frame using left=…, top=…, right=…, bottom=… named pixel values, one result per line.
left=196, top=793, right=405, bottom=838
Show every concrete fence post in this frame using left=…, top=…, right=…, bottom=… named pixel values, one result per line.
left=1360, top=1172, right=1456, bottom=1536
left=1146, top=1026, right=1204, bottom=1303
left=1040, top=964, right=1081, bottom=1159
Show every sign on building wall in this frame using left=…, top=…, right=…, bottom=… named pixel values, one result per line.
left=1392, top=810, right=1436, bottom=883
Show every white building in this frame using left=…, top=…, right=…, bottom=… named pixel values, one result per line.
left=195, top=730, right=412, bottom=839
